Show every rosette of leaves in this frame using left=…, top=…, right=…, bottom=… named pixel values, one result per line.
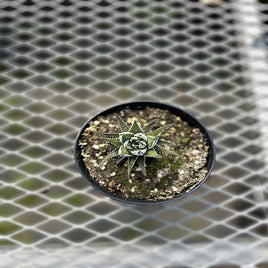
left=101, top=114, right=178, bottom=176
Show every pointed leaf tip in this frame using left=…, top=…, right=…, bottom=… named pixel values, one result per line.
left=103, top=133, right=119, bottom=138
left=146, top=123, right=173, bottom=137
left=155, top=145, right=180, bottom=156
left=129, top=120, right=144, bottom=134
left=138, top=157, right=147, bottom=176
left=115, top=114, right=129, bottom=132
left=128, top=156, right=138, bottom=175
left=143, top=119, right=159, bottom=132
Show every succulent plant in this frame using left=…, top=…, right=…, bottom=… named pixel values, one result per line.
left=101, top=114, right=179, bottom=176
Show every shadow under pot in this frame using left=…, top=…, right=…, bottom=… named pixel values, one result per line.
left=74, top=101, right=216, bottom=205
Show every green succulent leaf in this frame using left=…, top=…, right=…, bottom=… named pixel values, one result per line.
left=144, top=148, right=161, bottom=158
left=138, top=157, right=146, bottom=176
left=158, top=139, right=173, bottom=146
left=146, top=123, right=173, bottom=137
left=118, top=145, right=132, bottom=156
left=116, top=156, right=125, bottom=164
left=119, top=132, right=134, bottom=143
left=147, top=135, right=158, bottom=149
left=102, top=137, right=121, bottom=146
left=128, top=156, right=138, bottom=174
left=129, top=120, right=144, bottom=134
left=101, top=149, right=118, bottom=166
left=143, top=119, right=159, bottom=132
left=155, top=145, right=180, bottom=156
left=115, top=114, right=129, bottom=132
left=103, top=133, right=120, bottom=138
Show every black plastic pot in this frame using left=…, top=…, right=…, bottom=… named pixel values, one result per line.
left=74, top=101, right=216, bottom=205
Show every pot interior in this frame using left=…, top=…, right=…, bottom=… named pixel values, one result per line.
left=74, top=101, right=216, bottom=205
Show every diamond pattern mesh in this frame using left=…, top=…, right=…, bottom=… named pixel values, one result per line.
left=0, top=0, right=267, bottom=267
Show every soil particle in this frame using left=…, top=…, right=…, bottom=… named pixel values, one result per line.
left=79, top=107, right=209, bottom=201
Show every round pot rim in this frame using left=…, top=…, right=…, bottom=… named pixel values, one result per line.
left=74, top=101, right=216, bottom=205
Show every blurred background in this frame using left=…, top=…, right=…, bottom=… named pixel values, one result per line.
left=0, top=0, right=267, bottom=267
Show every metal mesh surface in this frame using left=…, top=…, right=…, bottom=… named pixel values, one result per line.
left=0, top=0, right=267, bottom=267
left=257, top=0, right=268, bottom=43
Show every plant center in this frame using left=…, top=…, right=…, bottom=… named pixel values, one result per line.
left=124, top=133, right=148, bottom=156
